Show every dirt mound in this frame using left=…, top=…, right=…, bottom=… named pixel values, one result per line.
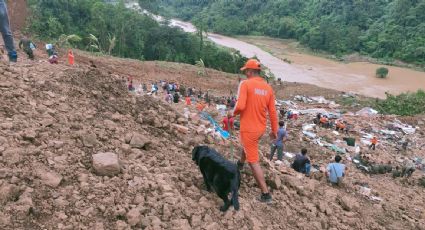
left=0, top=49, right=424, bottom=230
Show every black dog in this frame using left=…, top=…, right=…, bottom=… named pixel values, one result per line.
left=192, top=146, right=240, bottom=211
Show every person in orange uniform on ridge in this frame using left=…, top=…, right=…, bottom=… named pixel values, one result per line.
left=369, top=136, right=378, bottom=150
left=233, top=59, right=278, bottom=203
left=68, top=49, right=74, bottom=65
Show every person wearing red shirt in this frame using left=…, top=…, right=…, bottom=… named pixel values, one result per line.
left=222, top=113, right=234, bottom=132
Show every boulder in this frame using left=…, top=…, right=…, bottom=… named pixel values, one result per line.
left=337, top=196, right=359, bottom=212
left=170, top=219, right=191, bottom=230
left=177, top=117, right=187, bottom=125
left=126, top=208, right=141, bottom=226
left=173, top=124, right=189, bottom=134
left=36, top=168, right=63, bottom=188
left=0, top=183, right=19, bottom=204
left=22, top=130, right=37, bottom=142
left=267, top=174, right=282, bottom=189
left=82, top=133, right=98, bottom=147
left=129, top=133, right=151, bottom=149
left=92, top=152, right=121, bottom=176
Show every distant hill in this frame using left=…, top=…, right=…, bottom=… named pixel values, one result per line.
left=140, top=0, right=425, bottom=66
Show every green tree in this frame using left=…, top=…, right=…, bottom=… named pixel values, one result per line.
left=376, top=67, right=389, bottom=78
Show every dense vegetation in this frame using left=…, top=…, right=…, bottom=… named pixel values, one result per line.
left=27, top=0, right=247, bottom=73
left=376, top=67, right=389, bottom=78
left=375, top=90, right=425, bottom=116
left=140, top=0, right=425, bottom=66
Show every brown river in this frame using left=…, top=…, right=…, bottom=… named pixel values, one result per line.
left=128, top=2, right=425, bottom=98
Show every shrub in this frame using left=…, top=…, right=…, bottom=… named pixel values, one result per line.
left=376, top=67, right=389, bottom=78
left=374, top=90, right=425, bottom=116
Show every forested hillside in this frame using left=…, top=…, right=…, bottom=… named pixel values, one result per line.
left=26, top=0, right=246, bottom=73
left=140, top=0, right=425, bottom=66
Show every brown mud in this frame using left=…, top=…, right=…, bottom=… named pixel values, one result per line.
left=0, top=47, right=424, bottom=229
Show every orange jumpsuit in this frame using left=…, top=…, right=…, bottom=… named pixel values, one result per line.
left=233, top=77, right=278, bottom=163
left=196, top=102, right=206, bottom=112
left=68, top=50, right=74, bottom=65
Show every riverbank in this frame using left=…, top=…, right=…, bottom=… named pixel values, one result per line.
left=238, top=36, right=425, bottom=72
left=234, top=36, right=425, bottom=99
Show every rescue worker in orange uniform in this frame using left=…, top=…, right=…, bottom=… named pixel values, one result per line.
left=233, top=59, right=278, bottom=203
left=68, top=49, right=74, bottom=65
left=369, top=136, right=378, bottom=150
left=335, top=119, right=346, bottom=131
left=320, top=115, right=330, bottom=128
left=196, top=101, right=207, bottom=112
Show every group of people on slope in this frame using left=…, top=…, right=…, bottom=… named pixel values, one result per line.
left=1, top=0, right=73, bottom=64
left=269, top=121, right=346, bottom=186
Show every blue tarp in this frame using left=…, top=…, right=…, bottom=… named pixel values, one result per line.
left=200, top=112, right=230, bottom=139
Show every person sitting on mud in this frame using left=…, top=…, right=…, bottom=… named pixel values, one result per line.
left=314, top=113, right=322, bottom=125
left=48, top=52, right=59, bottom=64
left=279, top=107, right=286, bottom=119
left=326, top=155, right=345, bottom=186
left=128, top=80, right=135, bottom=91
left=291, top=148, right=311, bottom=176
left=173, top=92, right=180, bottom=103
left=151, top=83, right=158, bottom=95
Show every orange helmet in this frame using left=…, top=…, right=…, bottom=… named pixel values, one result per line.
left=240, top=59, right=261, bottom=71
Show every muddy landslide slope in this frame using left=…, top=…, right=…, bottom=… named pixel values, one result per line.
left=0, top=58, right=424, bottom=230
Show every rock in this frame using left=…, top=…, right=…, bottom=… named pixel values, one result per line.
left=0, top=183, right=19, bottom=204
left=22, top=130, right=37, bottom=142
left=0, top=82, right=13, bottom=88
left=92, top=152, right=121, bottom=176
left=170, top=219, right=191, bottom=230
left=177, top=117, right=187, bottom=125
left=198, top=196, right=211, bottom=209
left=337, top=196, right=359, bottom=212
left=136, top=114, right=143, bottom=124
left=36, top=168, right=63, bottom=188
left=93, top=222, right=105, bottom=230
left=40, top=118, right=55, bottom=127
left=82, top=133, right=98, bottom=147
left=267, top=174, right=281, bottom=189
left=2, top=148, right=22, bottom=164
left=173, top=124, right=189, bottom=134
left=190, top=214, right=202, bottom=227
left=129, top=133, right=151, bottom=149
left=115, top=220, right=128, bottom=230
left=248, top=216, right=263, bottom=229
left=0, top=211, right=11, bottom=226
left=104, top=120, right=116, bottom=130
left=126, top=208, right=141, bottom=226
left=204, top=222, right=220, bottom=230
left=111, top=113, right=122, bottom=122
left=124, top=133, right=132, bottom=144
left=0, top=122, right=13, bottom=129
